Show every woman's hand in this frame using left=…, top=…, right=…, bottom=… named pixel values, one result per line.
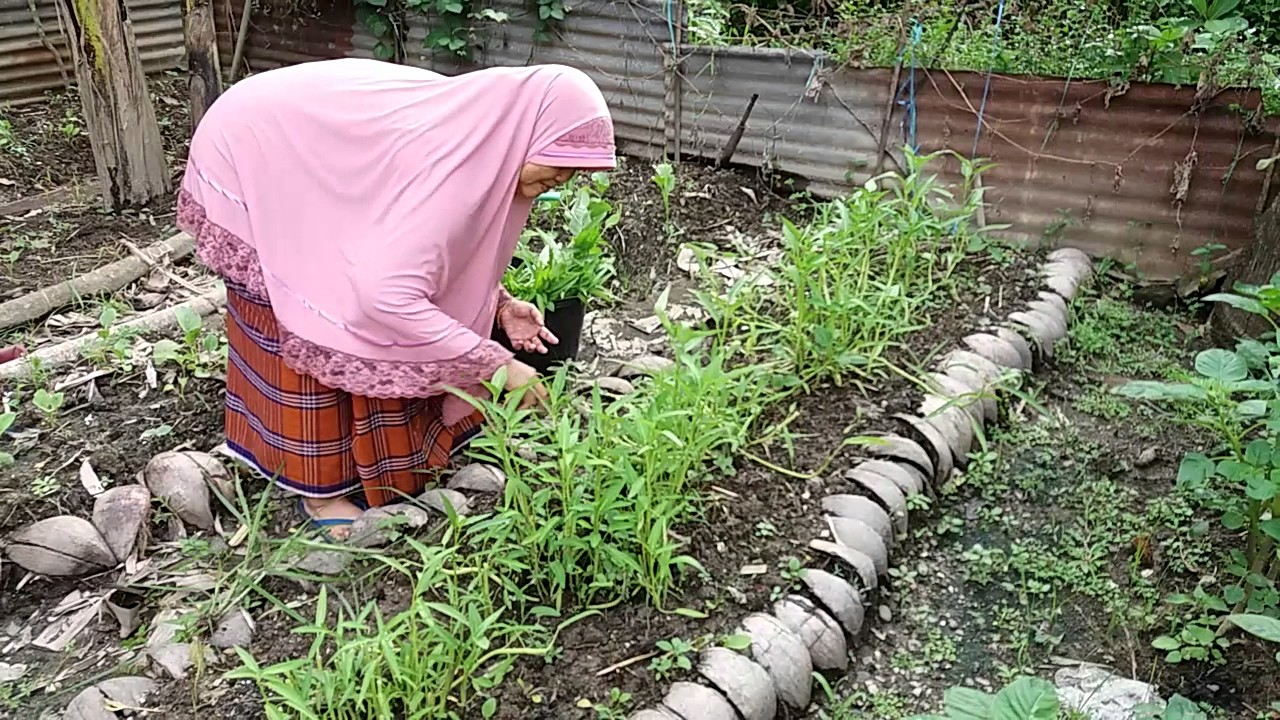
left=503, top=359, right=548, bottom=409
left=499, top=299, right=559, bottom=354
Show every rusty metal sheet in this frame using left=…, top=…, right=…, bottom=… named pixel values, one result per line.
left=678, top=47, right=892, bottom=194
left=212, top=0, right=364, bottom=74
left=906, top=69, right=1276, bottom=281
left=0, top=0, right=184, bottom=106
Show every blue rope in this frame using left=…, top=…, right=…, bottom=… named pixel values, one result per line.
left=970, top=0, right=1007, bottom=158
left=893, top=20, right=923, bottom=155
left=664, top=0, right=677, bottom=49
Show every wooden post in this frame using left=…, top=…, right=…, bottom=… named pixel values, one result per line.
left=54, top=0, right=170, bottom=211
left=185, top=0, right=222, bottom=131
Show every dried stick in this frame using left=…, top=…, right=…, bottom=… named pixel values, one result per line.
left=0, top=232, right=194, bottom=331
left=0, top=286, right=225, bottom=382
left=228, top=0, right=253, bottom=81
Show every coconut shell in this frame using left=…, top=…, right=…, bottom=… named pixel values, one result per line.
left=842, top=466, right=908, bottom=535
left=890, top=413, right=954, bottom=486
left=943, top=363, right=998, bottom=422
left=698, top=647, right=777, bottom=720
left=617, top=355, right=676, bottom=378
left=919, top=395, right=975, bottom=465
left=940, top=349, right=1003, bottom=385
left=864, top=433, right=933, bottom=479
left=772, top=595, right=847, bottom=671
left=826, top=516, right=889, bottom=576
left=633, top=707, right=684, bottom=720
left=662, top=682, right=737, bottom=720
left=1047, top=247, right=1090, bottom=266
left=925, top=372, right=985, bottom=427
left=91, top=485, right=151, bottom=562
left=995, top=327, right=1034, bottom=370
left=962, top=333, right=1023, bottom=370
left=821, top=494, right=893, bottom=548
left=1033, top=292, right=1068, bottom=320
left=801, top=568, right=866, bottom=637
left=7, top=516, right=116, bottom=577
left=143, top=451, right=216, bottom=530
left=859, top=459, right=925, bottom=497
left=739, top=612, right=812, bottom=708
left=808, top=538, right=877, bottom=592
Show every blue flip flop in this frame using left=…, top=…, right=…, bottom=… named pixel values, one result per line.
left=297, top=498, right=356, bottom=541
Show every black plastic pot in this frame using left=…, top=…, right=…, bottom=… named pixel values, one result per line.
left=494, top=297, right=587, bottom=374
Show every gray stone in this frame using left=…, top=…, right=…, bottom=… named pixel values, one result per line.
left=583, top=376, right=636, bottom=396
left=801, top=568, right=866, bottom=637
left=91, top=485, right=151, bottom=563
left=211, top=608, right=254, bottom=649
left=661, top=682, right=737, bottom=720
left=617, top=355, right=676, bottom=378
left=63, top=688, right=114, bottom=720
left=843, top=467, right=907, bottom=535
left=808, top=539, right=877, bottom=592
left=962, top=333, right=1023, bottom=370
left=292, top=549, right=352, bottom=576
left=96, top=676, right=157, bottom=707
left=820, top=494, right=892, bottom=548
left=739, top=613, right=812, bottom=709
left=863, top=434, right=933, bottom=480
left=878, top=605, right=893, bottom=623
left=446, top=464, right=506, bottom=493
left=418, top=488, right=470, bottom=516
left=772, top=595, right=848, bottom=671
left=1055, top=665, right=1160, bottom=720
left=349, top=504, right=434, bottom=548
left=891, top=413, right=953, bottom=486
left=148, top=642, right=193, bottom=679
left=698, top=647, right=777, bottom=720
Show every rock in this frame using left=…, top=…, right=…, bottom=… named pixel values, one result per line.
left=808, top=539, right=878, bottom=592
left=1055, top=665, right=1160, bottom=720
left=864, top=434, right=933, bottom=480
left=661, top=682, right=738, bottom=720
left=63, top=687, right=114, bottom=720
left=772, top=594, right=848, bottom=671
left=96, top=676, right=157, bottom=707
left=860, top=459, right=926, bottom=497
left=580, top=376, right=636, bottom=396
left=211, top=608, right=254, bottom=649
left=617, top=355, right=675, bottom=378
left=292, top=549, right=352, bottom=576
left=739, top=613, right=812, bottom=708
left=821, top=494, right=892, bottom=548
left=963, top=333, right=1023, bottom=370
left=142, top=451, right=217, bottom=530
left=842, top=466, right=908, bottom=535
left=1135, top=447, right=1158, bottom=467
left=891, top=413, right=954, bottom=486
left=698, top=647, right=777, bottom=720
left=878, top=605, right=893, bottom=623
left=6, top=516, right=117, bottom=577
left=91, top=485, right=151, bottom=562
left=632, top=707, right=683, bottom=720
left=349, top=504, right=434, bottom=547
left=446, top=464, right=506, bottom=493
left=418, top=488, right=470, bottom=516
left=0, top=663, right=27, bottom=684
left=801, top=568, right=866, bottom=637
left=995, top=327, right=1035, bottom=370
left=924, top=372, right=985, bottom=427
left=148, top=642, right=193, bottom=679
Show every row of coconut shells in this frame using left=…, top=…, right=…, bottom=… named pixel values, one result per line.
left=628, top=248, right=1092, bottom=720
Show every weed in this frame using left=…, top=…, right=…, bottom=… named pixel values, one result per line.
left=152, top=305, right=227, bottom=389
left=648, top=636, right=696, bottom=680
left=31, top=387, right=64, bottom=425
left=651, top=162, right=676, bottom=236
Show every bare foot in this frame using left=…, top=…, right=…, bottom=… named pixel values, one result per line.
left=301, top=496, right=363, bottom=540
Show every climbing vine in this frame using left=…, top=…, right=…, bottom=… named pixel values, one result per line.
left=355, top=0, right=565, bottom=60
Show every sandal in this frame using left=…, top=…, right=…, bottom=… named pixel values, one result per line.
left=296, top=498, right=358, bottom=541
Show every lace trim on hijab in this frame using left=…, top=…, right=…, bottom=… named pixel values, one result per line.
left=550, top=116, right=615, bottom=151
left=177, top=190, right=513, bottom=399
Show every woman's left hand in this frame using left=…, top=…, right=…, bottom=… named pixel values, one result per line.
left=499, top=299, right=559, bottom=354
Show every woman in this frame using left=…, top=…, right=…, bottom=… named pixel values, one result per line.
left=178, top=58, right=616, bottom=537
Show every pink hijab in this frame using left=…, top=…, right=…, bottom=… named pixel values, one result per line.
left=183, top=59, right=615, bottom=410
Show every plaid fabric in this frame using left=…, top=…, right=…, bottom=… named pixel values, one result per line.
left=223, top=285, right=483, bottom=507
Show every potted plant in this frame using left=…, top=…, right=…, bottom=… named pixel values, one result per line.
left=499, top=185, right=619, bottom=372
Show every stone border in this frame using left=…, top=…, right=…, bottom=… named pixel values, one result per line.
left=627, top=248, right=1094, bottom=720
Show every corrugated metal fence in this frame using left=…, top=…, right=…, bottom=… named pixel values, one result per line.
left=3, top=0, right=1275, bottom=280
left=0, top=0, right=184, bottom=105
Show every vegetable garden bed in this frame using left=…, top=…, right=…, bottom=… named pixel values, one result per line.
left=3, top=86, right=1280, bottom=720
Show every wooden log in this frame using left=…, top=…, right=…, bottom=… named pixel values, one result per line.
left=0, top=287, right=226, bottom=382
left=0, top=232, right=195, bottom=331
left=54, top=0, right=170, bottom=211
left=185, top=0, right=222, bottom=130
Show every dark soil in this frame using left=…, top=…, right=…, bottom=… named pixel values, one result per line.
left=0, top=74, right=190, bottom=298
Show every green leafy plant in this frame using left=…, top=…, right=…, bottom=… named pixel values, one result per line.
left=152, top=305, right=227, bottom=388
left=1226, top=613, right=1280, bottom=662
left=910, top=675, right=1059, bottom=720
left=648, top=637, right=696, bottom=680
left=651, top=162, right=676, bottom=236
left=0, top=409, right=16, bottom=466
left=32, top=388, right=64, bottom=425
left=83, top=304, right=141, bottom=371
left=503, top=186, right=618, bottom=311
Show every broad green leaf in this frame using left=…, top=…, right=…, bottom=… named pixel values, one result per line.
left=942, top=686, right=994, bottom=720
left=1195, top=348, right=1249, bottom=382
left=1163, top=694, right=1209, bottom=720
left=1245, top=476, right=1277, bottom=502
left=1237, top=399, right=1268, bottom=418
left=1259, top=519, right=1280, bottom=543
left=1114, top=381, right=1206, bottom=401
left=1152, top=635, right=1181, bottom=650
left=1204, top=292, right=1268, bottom=317
left=1226, top=614, right=1280, bottom=643
left=1176, top=453, right=1214, bottom=486
left=990, top=676, right=1058, bottom=720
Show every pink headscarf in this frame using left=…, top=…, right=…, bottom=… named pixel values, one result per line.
left=182, top=59, right=616, bottom=408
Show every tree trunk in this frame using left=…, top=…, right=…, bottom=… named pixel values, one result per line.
left=54, top=0, right=170, bottom=211
left=185, top=0, right=222, bottom=131
left=1211, top=195, right=1280, bottom=344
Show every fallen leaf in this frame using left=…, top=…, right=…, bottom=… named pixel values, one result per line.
left=78, top=459, right=106, bottom=496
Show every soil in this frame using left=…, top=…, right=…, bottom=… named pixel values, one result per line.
left=0, top=75, right=190, bottom=299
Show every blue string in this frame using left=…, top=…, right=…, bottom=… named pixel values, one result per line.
left=970, top=0, right=1007, bottom=158
left=893, top=21, right=923, bottom=155
left=907, top=20, right=920, bottom=152
left=664, top=0, right=677, bottom=48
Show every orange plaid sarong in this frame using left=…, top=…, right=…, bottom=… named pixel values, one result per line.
left=222, top=284, right=483, bottom=507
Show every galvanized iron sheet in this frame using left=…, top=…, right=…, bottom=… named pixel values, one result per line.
left=905, top=69, right=1276, bottom=280
left=212, top=0, right=366, bottom=73
left=0, top=0, right=184, bottom=106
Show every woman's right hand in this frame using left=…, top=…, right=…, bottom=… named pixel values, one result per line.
left=503, top=359, right=548, bottom=409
